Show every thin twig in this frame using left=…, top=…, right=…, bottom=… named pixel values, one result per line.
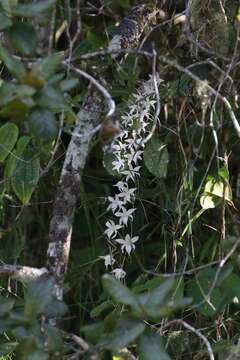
left=161, top=319, right=215, bottom=360
left=64, top=63, right=115, bottom=118
left=190, top=237, right=240, bottom=310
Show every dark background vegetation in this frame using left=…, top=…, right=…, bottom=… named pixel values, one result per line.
left=0, top=0, right=240, bottom=359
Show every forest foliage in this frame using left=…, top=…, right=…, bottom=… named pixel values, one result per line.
left=0, top=0, right=240, bottom=359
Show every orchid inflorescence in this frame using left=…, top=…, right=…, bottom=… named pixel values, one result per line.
left=100, top=75, right=162, bottom=280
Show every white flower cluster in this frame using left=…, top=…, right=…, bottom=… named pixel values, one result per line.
left=100, top=75, right=162, bottom=280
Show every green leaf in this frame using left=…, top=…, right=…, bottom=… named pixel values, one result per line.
left=12, top=0, right=56, bottom=17
left=24, top=277, right=54, bottom=317
left=132, top=276, right=167, bottom=294
left=34, top=86, right=66, bottom=110
left=44, top=300, right=68, bottom=317
left=0, top=82, right=36, bottom=106
left=0, top=296, right=15, bottom=317
left=220, top=273, right=240, bottom=298
left=60, top=78, right=79, bottom=92
left=200, top=193, right=220, bottom=209
left=0, top=44, right=26, bottom=80
left=200, top=174, right=232, bottom=209
left=28, top=107, right=58, bottom=142
left=43, top=324, right=63, bottom=352
left=138, top=329, right=171, bottom=360
left=102, top=274, right=140, bottom=310
left=11, top=148, right=40, bottom=205
left=86, top=31, right=106, bottom=49
left=105, top=317, right=145, bottom=352
left=0, top=99, right=32, bottom=121
left=81, top=322, right=104, bottom=344
left=8, top=23, right=37, bottom=55
left=31, top=53, right=62, bottom=81
left=0, top=122, right=18, bottom=163
left=141, top=278, right=175, bottom=318
left=0, top=13, right=12, bottom=30
left=15, top=339, right=48, bottom=360
left=186, top=268, right=225, bottom=317
left=4, top=136, right=31, bottom=191
left=90, top=300, right=114, bottom=318
left=144, top=137, right=169, bottom=178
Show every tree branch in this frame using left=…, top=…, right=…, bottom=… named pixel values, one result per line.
left=0, top=264, right=48, bottom=283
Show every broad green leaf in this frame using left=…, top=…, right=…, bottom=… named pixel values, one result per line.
left=0, top=82, right=36, bottom=106
left=8, top=23, right=37, bottom=55
left=200, top=193, right=220, bottom=209
left=0, top=296, right=15, bottom=317
left=90, top=300, right=113, bottom=318
left=34, top=86, right=66, bottom=110
left=24, top=277, right=54, bottom=317
left=28, top=107, right=58, bottom=142
left=42, top=324, right=63, bottom=352
left=138, top=329, right=171, bottom=360
left=102, top=274, right=140, bottom=310
left=0, top=44, right=26, bottom=80
left=4, top=136, right=31, bottom=191
left=220, top=273, right=240, bottom=298
left=81, top=322, right=104, bottom=344
left=60, top=78, right=79, bottom=92
left=12, top=0, right=56, bottom=17
left=15, top=339, right=48, bottom=360
left=11, top=148, right=40, bottom=205
left=86, top=31, right=106, bottom=49
left=44, top=300, right=68, bottom=317
left=142, top=278, right=174, bottom=317
left=144, top=137, right=169, bottom=178
left=0, top=13, right=12, bottom=30
left=31, top=53, right=62, bottom=81
left=16, top=135, right=31, bottom=152
left=186, top=268, right=225, bottom=317
left=200, top=175, right=232, bottom=209
left=48, top=73, right=65, bottom=85
left=0, top=99, right=31, bottom=121
left=0, top=122, right=18, bottom=163
left=133, top=276, right=166, bottom=294
left=218, top=166, right=230, bottom=181
left=105, top=317, right=145, bottom=352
